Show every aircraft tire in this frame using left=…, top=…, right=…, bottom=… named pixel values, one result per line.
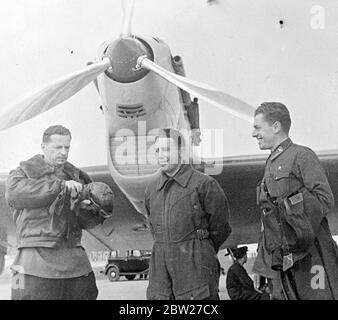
left=107, top=265, right=120, bottom=282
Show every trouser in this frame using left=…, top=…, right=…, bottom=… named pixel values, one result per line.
left=11, top=272, right=98, bottom=300
left=267, top=278, right=285, bottom=300
left=147, top=239, right=220, bottom=300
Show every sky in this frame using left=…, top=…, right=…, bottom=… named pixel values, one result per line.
left=1, top=0, right=338, bottom=173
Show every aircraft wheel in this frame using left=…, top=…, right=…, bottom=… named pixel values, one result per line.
left=107, top=265, right=120, bottom=282
left=125, top=274, right=136, bottom=281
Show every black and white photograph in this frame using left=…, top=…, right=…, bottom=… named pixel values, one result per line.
left=0, top=0, right=338, bottom=305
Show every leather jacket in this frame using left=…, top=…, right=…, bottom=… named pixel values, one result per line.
left=6, top=155, right=102, bottom=249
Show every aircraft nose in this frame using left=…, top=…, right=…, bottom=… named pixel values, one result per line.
left=104, top=37, right=154, bottom=83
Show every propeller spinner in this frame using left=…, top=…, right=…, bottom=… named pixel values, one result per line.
left=104, top=37, right=154, bottom=83
left=0, top=0, right=255, bottom=132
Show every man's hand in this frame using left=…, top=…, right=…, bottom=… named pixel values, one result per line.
left=65, top=180, right=83, bottom=196
left=80, top=199, right=95, bottom=211
left=253, top=274, right=268, bottom=292
left=264, top=285, right=271, bottom=295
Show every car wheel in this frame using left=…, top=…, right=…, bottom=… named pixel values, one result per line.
left=107, top=265, right=120, bottom=282
left=125, top=274, right=136, bottom=281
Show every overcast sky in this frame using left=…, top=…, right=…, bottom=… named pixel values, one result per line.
left=1, top=0, right=338, bottom=173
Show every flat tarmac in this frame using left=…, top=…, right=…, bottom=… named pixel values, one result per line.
left=0, top=248, right=254, bottom=300
left=0, top=273, right=229, bottom=300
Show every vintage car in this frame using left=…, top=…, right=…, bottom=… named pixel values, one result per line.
left=104, top=249, right=151, bottom=281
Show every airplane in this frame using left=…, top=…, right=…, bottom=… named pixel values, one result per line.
left=1, top=0, right=338, bottom=275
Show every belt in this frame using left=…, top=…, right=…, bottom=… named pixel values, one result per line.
left=154, top=229, right=210, bottom=243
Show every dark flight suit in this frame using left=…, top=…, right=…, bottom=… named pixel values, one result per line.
left=226, top=261, right=270, bottom=300
left=256, top=138, right=338, bottom=299
left=145, top=164, right=231, bottom=300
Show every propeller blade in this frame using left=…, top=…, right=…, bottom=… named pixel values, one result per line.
left=0, top=57, right=111, bottom=132
left=120, top=0, right=135, bottom=37
left=137, top=57, right=255, bottom=123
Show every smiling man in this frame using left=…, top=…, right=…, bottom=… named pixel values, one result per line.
left=5, top=125, right=104, bottom=300
left=145, top=128, right=231, bottom=300
left=252, top=102, right=338, bottom=300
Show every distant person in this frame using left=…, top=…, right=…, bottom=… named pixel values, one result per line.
left=145, top=128, right=231, bottom=300
left=226, top=246, right=270, bottom=300
left=252, top=102, right=338, bottom=299
left=5, top=125, right=113, bottom=300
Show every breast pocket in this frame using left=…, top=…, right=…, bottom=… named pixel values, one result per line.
left=169, top=188, right=203, bottom=241
left=266, top=171, right=291, bottom=198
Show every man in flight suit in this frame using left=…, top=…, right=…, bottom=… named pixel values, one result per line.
left=252, top=102, right=338, bottom=299
left=145, top=128, right=231, bottom=300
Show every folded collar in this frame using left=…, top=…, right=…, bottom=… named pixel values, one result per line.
left=269, top=138, right=293, bottom=161
left=156, top=164, right=194, bottom=191
left=19, top=154, right=80, bottom=180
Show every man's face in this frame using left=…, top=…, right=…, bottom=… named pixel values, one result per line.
left=42, top=134, right=71, bottom=166
left=156, top=137, right=180, bottom=172
left=252, top=113, right=276, bottom=150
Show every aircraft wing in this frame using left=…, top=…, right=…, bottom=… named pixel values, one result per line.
left=1, top=152, right=338, bottom=265
left=79, top=166, right=154, bottom=253
left=81, top=151, right=338, bottom=252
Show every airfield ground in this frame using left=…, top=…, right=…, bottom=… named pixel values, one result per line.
left=0, top=248, right=261, bottom=300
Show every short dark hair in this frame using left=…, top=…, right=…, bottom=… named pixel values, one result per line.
left=42, top=125, right=72, bottom=143
left=255, top=102, right=291, bottom=133
left=158, top=128, right=186, bottom=152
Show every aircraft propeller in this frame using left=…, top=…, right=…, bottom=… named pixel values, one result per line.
left=0, top=58, right=111, bottom=132
left=136, top=56, right=255, bottom=123
left=0, top=0, right=255, bottom=132
left=120, top=0, right=135, bottom=37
